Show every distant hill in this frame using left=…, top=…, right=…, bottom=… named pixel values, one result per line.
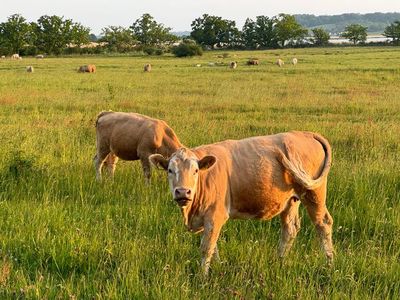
left=294, top=12, right=400, bottom=34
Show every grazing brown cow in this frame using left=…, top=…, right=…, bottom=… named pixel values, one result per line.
left=144, top=64, right=152, bottom=72
left=94, top=111, right=183, bottom=181
left=78, top=65, right=96, bottom=73
left=247, top=59, right=259, bottom=65
left=150, top=131, right=333, bottom=274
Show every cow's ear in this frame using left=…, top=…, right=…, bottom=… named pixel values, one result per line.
left=198, top=155, right=217, bottom=171
left=149, top=154, right=169, bottom=170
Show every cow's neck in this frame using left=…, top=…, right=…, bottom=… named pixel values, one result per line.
left=180, top=172, right=206, bottom=232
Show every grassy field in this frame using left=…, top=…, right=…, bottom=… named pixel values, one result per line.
left=0, top=47, right=399, bottom=299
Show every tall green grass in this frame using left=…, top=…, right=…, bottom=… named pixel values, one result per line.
left=0, top=47, right=399, bottom=299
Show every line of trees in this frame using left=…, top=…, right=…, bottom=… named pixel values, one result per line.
left=0, top=14, right=90, bottom=55
left=1, top=13, right=400, bottom=56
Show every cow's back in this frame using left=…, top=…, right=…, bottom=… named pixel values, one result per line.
left=96, top=112, right=157, bottom=160
left=96, top=112, right=182, bottom=161
left=193, top=132, right=327, bottom=220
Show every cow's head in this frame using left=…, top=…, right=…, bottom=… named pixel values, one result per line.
left=150, top=148, right=217, bottom=207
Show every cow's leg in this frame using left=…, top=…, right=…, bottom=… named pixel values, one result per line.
left=278, top=198, right=301, bottom=258
left=105, top=153, right=118, bottom=178
left=139, top=155, right=152, bottom=183
left=93, top=149, right=110, bottom=181
left=302, top=182, right=334, bottom=264
left=212, top=245, right=220, bottom=263
left=200, top=220, right=225, bottom=275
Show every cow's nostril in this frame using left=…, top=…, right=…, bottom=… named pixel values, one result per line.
left=186, top=190, right=191, bottom=195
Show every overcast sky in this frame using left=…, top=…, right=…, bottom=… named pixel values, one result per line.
left=2, top=1, right=400, bottom=34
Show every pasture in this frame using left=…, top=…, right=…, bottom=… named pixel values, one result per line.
left=0, top=47, right=399, bottom=299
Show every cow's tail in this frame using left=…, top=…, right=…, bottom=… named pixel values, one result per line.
left=95, top=111, right=113, bottom=127
left=277, top=133, right=332, bottom=190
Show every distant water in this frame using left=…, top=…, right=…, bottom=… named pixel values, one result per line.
left=329, top=35, right=389, bottom=44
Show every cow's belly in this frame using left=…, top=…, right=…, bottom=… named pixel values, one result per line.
left=112, top=149, right=139, bottom=161
left=229, top=178, right=295, bottom=221
left=110, top=134, right=139, bottom=160
left=229, top=196, right=290, bottom=220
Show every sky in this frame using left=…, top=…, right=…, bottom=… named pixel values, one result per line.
left=2, top=1, right=400, bottom=34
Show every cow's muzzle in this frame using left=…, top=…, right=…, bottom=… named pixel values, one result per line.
left=174, top=188, right=193, bottom=206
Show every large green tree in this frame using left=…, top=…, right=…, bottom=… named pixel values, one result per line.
left=341, top=24, right=368, bottom=45
left=242, top=18, right=258, bottom=48
left=242, top=16, right=277, bottom=49
left=130, top=13, right=177, bottom=46
left=274, top=14, right=308, bottom=47
left=70, top=23, right=91, bottom=49
left=311, top=27, right=330, bottom=46
left=33, top=15, right=74, bottom=54
left=0, top=14, right=32, bottom=54
left=384, top=21, right=400, bottom=45
left=100, top=26, right=136, bottom=52
left=255, top=16, right=278, bottom=48
left=191, top=14, right=240, bottom=48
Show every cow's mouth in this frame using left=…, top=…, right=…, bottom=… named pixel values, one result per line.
left=175, top=198, right=191, bottom=207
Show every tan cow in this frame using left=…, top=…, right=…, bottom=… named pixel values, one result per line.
left=247, top=59, right=259, bottom=65
left=150, top=131, right=333, bottom=274
left=78, top=65, right=96, bottom=73
left=144, top=64, right=152, bottom=72
left=94, top=111, right=183, bottom=181
left=11, top=54, right=20, bottom=60
left=26, top=66, right=34, bottom=73
left=229, top=61, right=237, bottom=69
left=292, top=58, right=298, bottom=65
left=36, top=54, right=44, bottom=59
left=276, top=59, right=284, bottom=67
left=1, top=55, right=5, bottom=59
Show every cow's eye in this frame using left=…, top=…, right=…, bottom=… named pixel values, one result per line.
left=168, top=169, right=173, bottom=174
left=194, top=169, right=199, bottom=174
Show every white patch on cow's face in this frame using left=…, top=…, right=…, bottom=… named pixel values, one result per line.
left=167, top=155, right=200, bottom=205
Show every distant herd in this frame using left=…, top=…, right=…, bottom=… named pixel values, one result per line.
left=94, top=111, right=334, bottom=275
left=1, top=54, right=299, bottom=75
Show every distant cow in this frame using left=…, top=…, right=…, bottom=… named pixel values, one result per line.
left=11, top=54, right=20, bottom=60
left=276, top=59, right=284, bottom=67
left=94, top=111, right=183, bottom=181
left=247, top=59, right=259, bottom=65
left=229, top=61, right=237, bottom=69
left=1, top=55, right=5, bottom=59
left=292, top=58, right=298, bottom=65
left=144, top=64, right=152, bottom=72
left=78, top=65, right=96, bottom=73
left=150, top=131, right=333, bottom=275
left=36, top=54, right=44, bottom=59
left=26, top=66, right=34, bottom=73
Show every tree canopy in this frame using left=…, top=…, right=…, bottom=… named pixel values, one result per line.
left=100, top=26, right=136, bottom=52
left=384, top=21, right=400, bottom=45
left=0, top=14, right=32, bottom=54
left=341, top=24, right=368, bottom=45
left=190, top=14, right=240, bottom=48
left=311, top=28, right=330, bottom=46
left=130, top=13, right=177, bottom=46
